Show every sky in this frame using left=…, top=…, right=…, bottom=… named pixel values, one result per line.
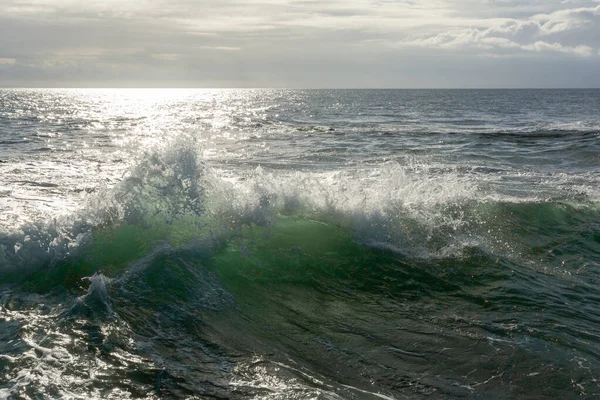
left=1, top=0, right=600, bottom=88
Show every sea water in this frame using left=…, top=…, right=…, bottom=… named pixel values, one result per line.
left=0, top=89, right=599, bottom=399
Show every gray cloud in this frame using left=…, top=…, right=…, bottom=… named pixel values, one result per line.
left=0, top=0, right=599, bottom=87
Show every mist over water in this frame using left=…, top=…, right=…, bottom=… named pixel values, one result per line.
left=1, top=89, right=599, bottom=399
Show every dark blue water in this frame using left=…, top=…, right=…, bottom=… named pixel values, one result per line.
left=1, top=89, right=599, bottom=399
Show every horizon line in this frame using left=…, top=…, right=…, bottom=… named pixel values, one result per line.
left=1, top=87, right=600, bottom=90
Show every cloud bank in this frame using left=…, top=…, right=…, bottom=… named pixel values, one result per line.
left=0, top=0, right=599, bottom=87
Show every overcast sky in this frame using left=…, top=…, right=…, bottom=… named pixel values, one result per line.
left=1, top=0, right=599, bottom=87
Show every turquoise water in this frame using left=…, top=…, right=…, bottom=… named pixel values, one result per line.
left=0, top=89, right=599, bottom=399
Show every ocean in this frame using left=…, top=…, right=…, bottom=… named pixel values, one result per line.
left=0, top=88, right=599, bottom=399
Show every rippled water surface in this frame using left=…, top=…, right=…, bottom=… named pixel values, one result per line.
left=0, top=89, right=599, bottom=399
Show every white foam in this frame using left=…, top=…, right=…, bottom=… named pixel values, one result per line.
left=2, top=138, right=598, bottom=276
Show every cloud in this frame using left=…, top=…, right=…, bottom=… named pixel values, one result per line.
left=523, top=41, right=593, bottom=56
left=0, top=0, right=599, bottom=87
left=151, top=53, right=180, bottom=61
left=0, top=58, right=17, bottom=65
left=404, top=26, right=595, bottom=57
left=401, top=3, right=600, bottom=57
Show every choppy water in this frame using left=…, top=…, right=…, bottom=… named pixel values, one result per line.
left=0, top=89, right=599, bottom=399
